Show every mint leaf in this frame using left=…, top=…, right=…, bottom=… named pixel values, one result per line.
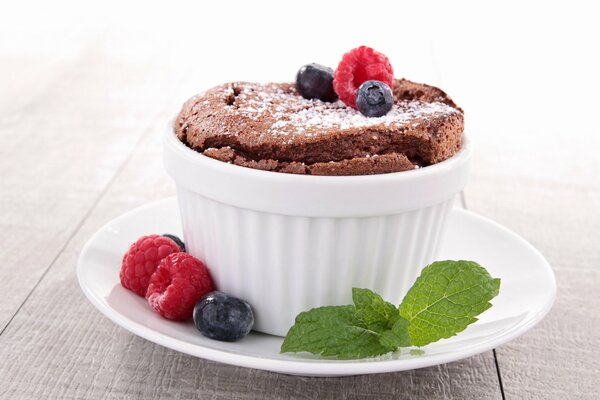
left=379, top=317, right=411, bottom=348
left=352, top=288, right=399, bottom=333
left=399, top=260, right=501, bottom=347
left=280, top=260, right=501, bottom=359
left=280, top=305, right=395, bottom=359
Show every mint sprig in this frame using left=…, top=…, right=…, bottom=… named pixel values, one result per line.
left=280, top=260, right=500, bottom=359
left=352, top=287, right=399, bottom=333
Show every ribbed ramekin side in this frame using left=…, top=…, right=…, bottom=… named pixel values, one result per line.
left=176, top=187, right=456, bottom=336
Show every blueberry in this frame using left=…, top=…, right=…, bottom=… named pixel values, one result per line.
left=162, top=234, right=185, bottom=252
left=193, top=291, right=254, bottom=342
left=356, top=80, right=394, bottom=117
left=296, top=63, right=338, bottom=102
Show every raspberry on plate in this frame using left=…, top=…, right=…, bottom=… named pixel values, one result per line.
left=146, top=253, right=215, bottom=321
left=333, top=46, right=394, bottom=108
left=119, top=234, right=183, bottom=297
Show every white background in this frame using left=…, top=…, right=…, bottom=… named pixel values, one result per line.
left=2, top=0, right=599, bottom=185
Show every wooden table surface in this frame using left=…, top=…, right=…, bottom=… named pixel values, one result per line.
left=1, top=2, right=598, bottom=399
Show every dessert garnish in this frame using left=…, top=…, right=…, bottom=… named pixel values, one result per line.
left=119, top=234, right=254, bottom=341
left=119, top=234, right=183, bottom=297
left=120, top=234, right=215, bottom=321
left=146, top=252, right=215, bottom=320
left=296, top=46, right=396, bottom=117
left=356, top=80, right=394, bottom=117
left=332, top=46, right=394, bottom=109
left=193, top=291, right=255, bottom=342
left=295, top=63, right=337, bottom=102
left=281, top=260, right=500, bottom=359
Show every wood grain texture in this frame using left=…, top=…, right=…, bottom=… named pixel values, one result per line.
left=0, top=36, right=189, bottom=332
left=0, top=118, right=502, bottom=400
left=430, top=5, right=600, bottom=397
left=464, top=147, right=600, bottom=400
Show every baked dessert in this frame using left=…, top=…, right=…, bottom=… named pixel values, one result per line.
left=163, top=47, right=474, bottom=337
left=175, top=49, right=463, bottom=176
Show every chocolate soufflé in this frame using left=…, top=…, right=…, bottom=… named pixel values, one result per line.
left=175, top=79, right=463, bottom=176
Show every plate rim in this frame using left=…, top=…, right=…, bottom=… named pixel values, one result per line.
left=77, top=197, right=556, bottom=376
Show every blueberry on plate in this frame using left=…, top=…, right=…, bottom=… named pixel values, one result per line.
left=162, top=234, right=185, bottom=252
left=296, top=63, right=338, bottom=102
left=193, top=291, right=254, bottom=342
left=356, top=80, right=394, bottom=117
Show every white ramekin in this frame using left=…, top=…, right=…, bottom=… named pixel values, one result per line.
left=163, top=125, right=472, bottom=336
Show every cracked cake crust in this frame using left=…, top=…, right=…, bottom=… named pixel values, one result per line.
left=175, top=78, right=464, bottom=176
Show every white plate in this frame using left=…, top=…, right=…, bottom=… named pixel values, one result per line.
left=77, top=197, right=555, bottom=377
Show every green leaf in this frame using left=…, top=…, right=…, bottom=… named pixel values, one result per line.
left=399, top=260, right=501, bottom=347
left=280, top=260, right=501, bottom=359
left=379, top=317, right=411, bottom=348
left=352, top=288, right=399, bottom=333
left=280, top=305, right=395, bottom=359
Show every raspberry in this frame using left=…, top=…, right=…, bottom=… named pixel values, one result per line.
left=333, top=46, right=394, bottom=108
left=120, top=235, right=182, bottom=297
left=146, top=253, right=215, bottom=321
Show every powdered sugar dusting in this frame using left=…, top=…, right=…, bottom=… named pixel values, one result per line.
left=269, top=101, right=457, bottom=134
left=217, top=82, right=460, bottom=138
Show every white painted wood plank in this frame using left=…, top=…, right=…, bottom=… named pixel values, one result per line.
left=464, top=170, right=600, bottom=400
left=429, top=3, right=600, bottom=397
left=454, top=126, right=600, bottom=400
left=0, top=32, right=192, bottom=332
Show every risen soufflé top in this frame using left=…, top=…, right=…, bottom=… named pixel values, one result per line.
left=175, top=78, right=463, bottom=176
